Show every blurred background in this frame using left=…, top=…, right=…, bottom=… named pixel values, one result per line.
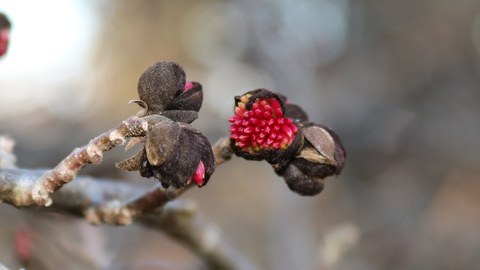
left=1, top=0, right=480, bottom=269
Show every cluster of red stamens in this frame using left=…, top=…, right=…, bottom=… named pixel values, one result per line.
left=229, top=95, right=298, bottom=153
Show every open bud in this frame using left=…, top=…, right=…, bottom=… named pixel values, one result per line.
left=229, top=89, right=303, bottom=164
left=150, top=123, right=214, bottom=188
left=120, top=118, right=215, bottom=189
left=0, top=13, right=11, bottom=58
left=275, top=123, right=346, bottom=196
left=228, top=89, right=345, bottom=196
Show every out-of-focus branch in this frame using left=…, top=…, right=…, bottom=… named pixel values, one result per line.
left=0, top=169, right=249, bottom=270
left=0, top=136, right=16, bottom=169
left=142, top=202, right=258, bottom=270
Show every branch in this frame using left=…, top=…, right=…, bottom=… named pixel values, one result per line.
left=84, top=137, right=233, bottom=225
left=0, top=129, right=241, bottom=268
left=0, top=137, right=232, bottom=222
left=0, top=114, right=232, bottom=208
left=0, top=117, right=150, bottom=207
left=31, top=116, right=148, bottom=206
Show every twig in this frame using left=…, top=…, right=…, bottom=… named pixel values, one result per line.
left=31, top=116, right=149, bottom=206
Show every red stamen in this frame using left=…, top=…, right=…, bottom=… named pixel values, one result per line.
left=193, top=161, right=205, bottom=186
left=184, top=81, right=194, bottom=92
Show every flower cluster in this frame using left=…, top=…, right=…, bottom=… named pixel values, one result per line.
left=117, top=61, right=215, bottom=189
left=229, top=89, right=346, bottom=196
left=0, top=13, right=11, bottom=58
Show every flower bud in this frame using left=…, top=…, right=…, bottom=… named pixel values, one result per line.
left=119, top=118, right=215, bottom=189
left=137, top=61, right=186, bottom=114
left=148, top=123, right=214, bottom=188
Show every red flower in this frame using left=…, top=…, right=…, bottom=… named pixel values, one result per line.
left=229, top=89, right=346, bottom=196
left=228, top=89, right=303, bottom=164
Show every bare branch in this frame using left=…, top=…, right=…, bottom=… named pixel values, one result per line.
left=31, top=116, right=149, bottom=206
left=0, top=129, right=239, bottom=268
left=0, top=136, right=233, bottom=220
